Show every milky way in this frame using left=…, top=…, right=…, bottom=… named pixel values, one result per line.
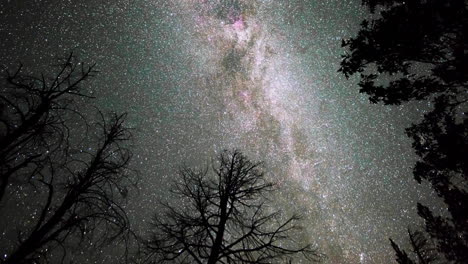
left=0, top=0, right=438, bottom=263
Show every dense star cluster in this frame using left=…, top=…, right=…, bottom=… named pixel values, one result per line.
left=0, top=0, right=441, bottom=263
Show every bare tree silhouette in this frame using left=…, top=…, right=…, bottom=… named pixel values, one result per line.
left=0, top=55, right=136, bottom=264
left=144, top=150, right=322, bottom=264
left=0, top=53, right=96, bottom=202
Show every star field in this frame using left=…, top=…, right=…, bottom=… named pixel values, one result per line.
left=0, top=0, right=440, bottom=263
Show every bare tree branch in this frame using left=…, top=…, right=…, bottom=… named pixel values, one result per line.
left=0, top=55, right=137, bottom=264
left=144, top=150, right=323, bottom=264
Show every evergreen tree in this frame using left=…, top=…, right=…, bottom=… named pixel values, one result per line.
left=340, top=0, right=467, bottom=262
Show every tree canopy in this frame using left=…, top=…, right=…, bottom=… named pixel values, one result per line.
left=340, top=0, right=467, bottom=263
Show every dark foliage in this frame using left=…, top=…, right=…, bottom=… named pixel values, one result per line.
left=390, top=238, right=415, bottom=264
left=339, top=0, right=467, bottom=263
left=0, top=55, right=136, bottom=264
left=144, top=150, right=322, bottom=264
left=390, top=228, right=439, bottom=264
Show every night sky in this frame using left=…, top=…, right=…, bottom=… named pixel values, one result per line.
left=0, top=0, right=441, bottom=263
